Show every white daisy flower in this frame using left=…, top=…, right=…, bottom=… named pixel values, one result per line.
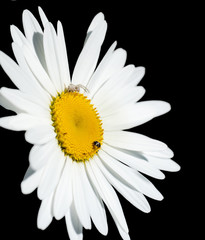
left=0, top=7, right=180, bottom=240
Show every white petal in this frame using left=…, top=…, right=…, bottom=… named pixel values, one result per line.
left=32, top=32, right=49, bottom=73
left=21, top=11, right=47, bottom=73
left=86, top=157, right=128, bottom=233
left=96, top=155, right=151, bottom=213
left=92, top=70, right=146, bottom=118
left=0, top=87, right=49, bottom=117
left=0, top=50, right=51, bottom=105
left=0, top=51, right=36, bottom=93
left=89, top=47, right=126, bottom=98
left=121, top=86, right=146, bottom=103
left=37, top=192, right=54, bottom=230
left=117, top=227, right=131, bottom=240
left=0, top=89, right=21, bottom=114
left=21, top=166, right=44, bottom=194
left=87, top=41, right=116, bottom=92
left=11, top=25, right=45, bottom=70
left=38, top=6, right=49, bottom=28
left=25, top=124, right=56, bottom=145
left=86, top=12, right=104, bottom=41
left=145, top=148, right=174, bottom=158
left=104, top=131, right=168, bottom=152
left=81, top=162, right=108, bottom=235
left=0, top=113, right=49, bottom=131
left=12, top=42, right=33, bottom=75
left=43, top=22, right=62, bottom=92
left=22, top=9, right=43, bottom=44
left=53, top=158, right=73, bottom=220
left=57, top=21, right=71, bottom=87
left=16, top=13, right=47, bottom=72
left=144, top=154, right=180, bottom=172
left=98, top=151, right=163, bottom=201
left=10, top=25, right=27, bottom=47
left=97, top=86, right=145, bottom=118
left=11, top=43, right=47, bottom=102
left=102, top=144, right=165, bottom=179
left=72, top=18, right=107, bottom=86
left=103, top=101, right=171, bottom=130
left=23, top=44, right=57, bottom=96
left=12, top=42, right=52, bottom=104
left=127, top=66, right=145, bottom=87
left=92, top=65, right=135, bottom=108
left=65, top=203, right=83, bottom=240
left=29, top=139, right=57, bottom=170
left=92, top=66, right=144, bottom=106
left=72, top=161, right=91, bottom=229
left=37, top=146, right=65, bottom=200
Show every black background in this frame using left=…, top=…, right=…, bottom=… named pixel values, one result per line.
left=0, top=0, right=198, bottom=239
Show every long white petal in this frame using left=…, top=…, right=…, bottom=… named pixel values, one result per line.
left=86, top=12, right=105, bottom=43
left=11, top=43, right=48, bottom=103
left=103, top=101, right=171, bottom=130
left=92, top=65, right=135, bottom=108
left=12, top=42, right=52, bottom=105
left=89, top=47, right=126, bottom=98
left=57, top=21, right=71, bottom=87
left=102, top=144, right=165, bottom=179
left=33, top=32, right=49, bottom=73
left=37, top=146, right=65, bottom=200
left=10, top=25, right=27, bottom=47
left=65, top=203, right=83, bottom=240
left=86, top=157, right=129, bottom=233
left=72, top=18, right=107, bottom=86
left=10, top=24, right=38, bottom=56
left=96, top=155, right=151, bottom=213
left=37, top=192, right=54, bottom=230
left=104, top=131, right=168, bottom=152
left=81, top=162, right=108, bottom=235
left=21, top=166, right=44, bottom=194
left=92, top=72, right=146, bottom=118
left=144, top=154, right=180, bottom=172
left=38, top=6, right=49, bottom=28
left=87, top=41, right=116, bottom=92
left=0, top=89, right=21, bottom=114
left=12, top=42, right=34, bottom=77
left=127, top=66, right=145, bottom=87
left=98, top=86, right=145, bottom=119
left=145, top=148, right=174, bottom=159
left=0, top=51, right=37, bottom=93
left=43, top=22, right=62, bottom=92
left=98, top=151, right=163, bottom=201
left=117, top=226, right=131, bottom=240
left=53, top=158, right=73, bottom=220
left=72, top=161, right=91, bottom=229
left=0, top=87, right=49, bottom=117
left=0, top=113, right=49, bottom=131
left=22, top=9, right=43, bottom=44
left=22, top=9, right=49, bottom=72
left=29, top=139, right=57, bottom=170
left=25, top=124, right=55, bottom=145
left=23, top=44, right=57, bottom=96
left=0, top=50, right=51, bottom=104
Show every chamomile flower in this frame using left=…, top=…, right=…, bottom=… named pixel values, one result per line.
left=0, top=7, right=180, bottom=240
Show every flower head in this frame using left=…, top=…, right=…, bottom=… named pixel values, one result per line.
left=0, top=7, right=180, bottom=240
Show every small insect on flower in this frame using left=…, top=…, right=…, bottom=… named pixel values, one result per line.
left=93, top=141, right=101, bottom=149
left=65, top=84, right=89, bottom=93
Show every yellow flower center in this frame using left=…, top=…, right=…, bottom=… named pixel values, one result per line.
left=50, top=91, right=104, bottom=162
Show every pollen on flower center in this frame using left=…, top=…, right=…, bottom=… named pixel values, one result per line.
left=50, top=91, right=104, bottom=162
